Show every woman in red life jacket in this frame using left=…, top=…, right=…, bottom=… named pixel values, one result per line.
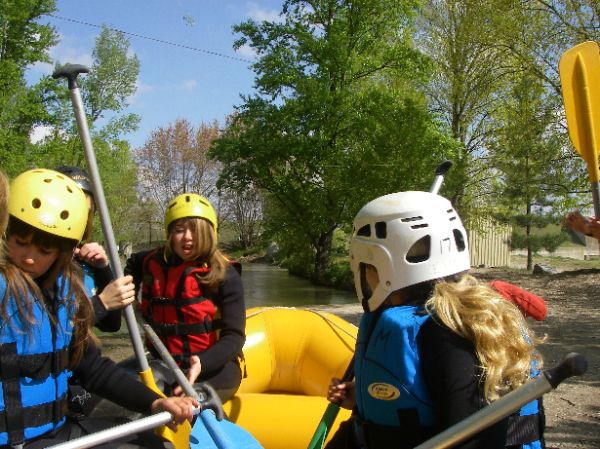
left=125, top=193, right=245, bottom=402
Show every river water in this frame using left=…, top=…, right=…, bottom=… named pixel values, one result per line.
left=241, top=263, right=356, bottom=308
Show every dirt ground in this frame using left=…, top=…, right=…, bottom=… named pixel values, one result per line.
left=100, top=267, right=599, bottom=448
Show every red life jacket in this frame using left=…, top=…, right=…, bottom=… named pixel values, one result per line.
left=141, top=249, right=220, bottom=366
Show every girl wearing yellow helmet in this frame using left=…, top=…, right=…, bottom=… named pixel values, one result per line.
left=0, top=169, right=198, bottom=448
left=125, top=193, right=245, bottom=402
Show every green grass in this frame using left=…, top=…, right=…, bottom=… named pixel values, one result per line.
left=509, top=254, right=600, bottom=271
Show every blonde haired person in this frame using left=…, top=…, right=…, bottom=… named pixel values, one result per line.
left=125, top=193, right=245, bottom=402
left=0, top=169, right=197, bottom=448
left=326, top=191, right=544, bottom=449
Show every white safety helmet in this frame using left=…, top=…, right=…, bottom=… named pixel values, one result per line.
left=349, top=191, right=471, bottom=312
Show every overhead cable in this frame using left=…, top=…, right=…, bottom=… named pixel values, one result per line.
left=47, top=14, right=253, bottom=64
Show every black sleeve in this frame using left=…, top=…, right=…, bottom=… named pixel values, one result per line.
left=124, top=250, right=151, bottom=295
left=93, top=264, right=113, bottom=293
left=74, top=338, right=161, bottom=414
left=417, top=318, right=508, bottom=449
left=90, top=262, right=124, bottom=333
left=90, top=294, right=122, bottom=333
left=198, top=266, right=246, bottom=374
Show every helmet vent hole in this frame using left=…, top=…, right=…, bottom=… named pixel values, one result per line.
left=185, top=195, right=191, bottom=202
left=60, top=210, right=69, bottom=220
left=44, top=178, right=52, bottom=184
left=453, top=229, right=466, bottom=251
left=375, top=222, right=386, bottom=238
left=32, top=198, right=41, bottom=209
left=401, top=215, right=423, bottom=223
left=411, top=223, right=428, bottom=229
left=406, top=236, right=430, bottom=263
left=357, top=225, right=371, bottom=237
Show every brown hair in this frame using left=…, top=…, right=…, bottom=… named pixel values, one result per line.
left=81, top=193, right=96, bottom=242
left=2, top=216, right=96, bottom=367
left=164, top=217, right=229, bottom=290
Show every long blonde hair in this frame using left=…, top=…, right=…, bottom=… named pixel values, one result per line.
left=165, top=217, right=229, bottom=290
left=425, top=274, right=543, bottom=402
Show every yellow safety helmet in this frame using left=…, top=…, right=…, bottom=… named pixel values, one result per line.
left=164, top=193, right=218, bottom=233
left=9, top=168, right=88, bottom=242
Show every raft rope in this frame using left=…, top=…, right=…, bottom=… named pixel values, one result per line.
left=245, top=306, right=358, bottom=341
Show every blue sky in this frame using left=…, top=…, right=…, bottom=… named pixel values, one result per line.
left=28, top=0, right=283, bottom=148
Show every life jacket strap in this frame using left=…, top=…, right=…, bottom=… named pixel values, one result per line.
left=0, top=346, right=70, bottom=380
left=0, top=396, right=69, bottom=434
left=150, top=318, right=222, bottom=337
left=146, top=295, right=207, bottom=307
left=506, top=403, right=544, bottom=446
left=0, top=343, right=70, bottom=445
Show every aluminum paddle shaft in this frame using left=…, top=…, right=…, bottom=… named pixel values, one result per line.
left=46, top=408, right=201, bottom=449
left=52, top=64, right=148, bottom=372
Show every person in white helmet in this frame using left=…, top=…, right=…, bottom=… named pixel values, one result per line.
left=325, top=191, right=545, bottom=449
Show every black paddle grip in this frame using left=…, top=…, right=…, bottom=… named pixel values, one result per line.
left=435, top=160, right=453, bottom=176
left=543, top=353, right=588, bottom=389
left=52, top=63, right=90, bottom=89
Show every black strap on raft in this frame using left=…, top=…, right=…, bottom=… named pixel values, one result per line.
left=505, top=399, right=544, bottom=446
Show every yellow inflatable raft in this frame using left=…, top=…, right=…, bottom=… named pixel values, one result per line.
left=223, top=307, right=358, bottom=449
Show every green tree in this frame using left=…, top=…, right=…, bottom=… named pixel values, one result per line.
left=212, top=0, right=458, bottom=281
left=489, top=74, right=570, bottom=270
left=418, top=0, right=522, bottom=217
left=0, top=0, right=57, bottom=175
left=38, top=26, right=141, bottom=243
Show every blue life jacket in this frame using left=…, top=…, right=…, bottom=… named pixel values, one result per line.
left=355, top=304, right=436, bottom=445
left=355, top=305, right=545, bottom=449
left=0, top=275, right=74, bottom=446
left=80, top=262, right=97, bottom=297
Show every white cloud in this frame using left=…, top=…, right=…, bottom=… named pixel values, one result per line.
left=129, top=79, right=153, bottom=105
left=246, top=2, right=281, bottom=22
left=236, top=43, right=258, bottom=59
left=180, top=79, right=197, bottom=91
left=30, top=125, right=55, bottom=144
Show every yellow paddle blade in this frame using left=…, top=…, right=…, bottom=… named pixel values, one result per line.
left=139, top=368, right=192, bottom=449
left=559, top=41, right=600, bottom=183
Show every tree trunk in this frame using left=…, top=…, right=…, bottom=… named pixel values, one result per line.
left=526, top=201, right=533, bottom=271
left=313, top=230, right=334, bottom=284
